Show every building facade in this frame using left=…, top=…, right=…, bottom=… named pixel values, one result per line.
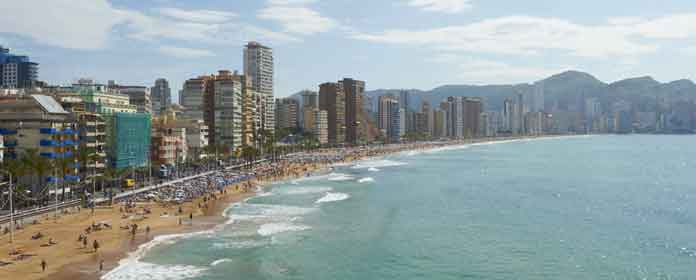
left=244, top=42, right=274, bottom=135
left=319, top=82, right=345, bottom=145
left=151, top=78, right=171, bottom=116
left=0, top=46, right=38, bottom=89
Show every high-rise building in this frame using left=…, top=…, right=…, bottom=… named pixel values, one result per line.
left=244, top=42, right=274, bottom=135
left=207, top=70, right=243, bottom=149
left=0, top=46, right=38, bottom=89
left=118, top=86, right=152, bottom=114
left=463, top=97, right=482, bottom=137
left=275, top=98, right=299, bottom=130
left=301, top=90, right=318, bottom=108
left=389, top=101, right=401, bottom=143
left=399, top=91, right=410, bottom=111
left=313, top=109, right=328, bottom=145
left=502, top=98, right=514, bottom=133
left=151, top=78, right=171, bottom=116
left=433, top=108, right=446, bottom=138
left=319, top=82, right=345, bottom=145
left=378, top=95, right=396, bottom=131
left=180, top=77, right=207, bottom=121
left=340, top=78, right=365, bottom=145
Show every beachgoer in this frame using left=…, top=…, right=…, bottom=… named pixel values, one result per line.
left=41, top=259, right=46, bottom=272
left=93, top=240, right=100, bottom=253
left=99, top=259, right=104, bottom=272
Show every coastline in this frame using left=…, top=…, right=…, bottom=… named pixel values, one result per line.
left=0, top=135, right=581, bottom=280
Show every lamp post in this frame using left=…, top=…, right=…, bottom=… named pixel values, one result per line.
left=0, top=170, right=14, bottom=249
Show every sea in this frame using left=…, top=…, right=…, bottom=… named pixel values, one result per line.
left=103, top=135, right=696, bottom=280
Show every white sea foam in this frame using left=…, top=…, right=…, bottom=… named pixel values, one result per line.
left=257, top=222, right=311, bottom=236
left=358, top=177, right=375, bottom=183
left=367, top=167, right=380, bottom=172
left=102, top=262, right=207, bottom=280
left=102, top=230, right=213, bottom=280
left=352, top=159, right=407, bottom=169
left=327, top=173, right=355, bottom=181
left=226, top=204, right=317, bottom=223
left=212, top=239, right=268, bottom=250
left=282, top=186, right=333, bottom=195
left=211, top=259, right=233, bottom=266
left=316, top=192, right=350, bottom=204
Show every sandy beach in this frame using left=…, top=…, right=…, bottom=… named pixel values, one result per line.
left=0, top=136, right=562, bottom=280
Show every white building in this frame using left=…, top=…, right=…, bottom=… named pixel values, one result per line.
left=244, top=42, right=274, bottom=135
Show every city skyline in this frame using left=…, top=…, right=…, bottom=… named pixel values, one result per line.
left=3, top=0, right=696, bottom=99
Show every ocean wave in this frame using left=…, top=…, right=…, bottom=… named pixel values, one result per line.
left=257, top=222, right=311, bottom=236
left=367, top=167, right=380, bottom=172
left=327, top=173, right=355, bottom=181
left=226, top=204, right=317, bottom=223
left=352, top=159, right=407, bottom=169
left=211, top=259, right=232, bottom=266
left=102, top=262, right=207, bottom=280
left=281, top=186, right=333, bottom=195
left=211, top=239, right=267, bottom=250
left=358, top=177, right=375, bottom=183
left=101, top=230, right=214, bottom=280
left=316, top=192, right=350, bottom=204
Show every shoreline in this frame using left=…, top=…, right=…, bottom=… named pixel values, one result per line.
left=0, top=135, right=580, bottom=280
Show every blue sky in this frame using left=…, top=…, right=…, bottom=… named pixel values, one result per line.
left=2, top=0, right=696, bottom=99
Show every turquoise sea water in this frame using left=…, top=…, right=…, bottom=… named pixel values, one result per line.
left=104, top=135, right=696, bottom=280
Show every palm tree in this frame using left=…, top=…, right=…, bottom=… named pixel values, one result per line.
left=21, top=149, right=50, bottom=202
left=76, top=148, right=100, bottom=195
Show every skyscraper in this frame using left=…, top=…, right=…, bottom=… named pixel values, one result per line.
left=151, top=78, right=171, bottom=116
left=301, top=90, right=318, bottom=108
left=180, top=77, right=207, bottom=121
left=319, top=82, right=345, bottom=145
left=275, top=98, right=299, bottom=130
left=340, top=78, right=365, bottom=145
left=0, top=46, right=38, bottom=89
left=244, top=42, right=274, bottom=135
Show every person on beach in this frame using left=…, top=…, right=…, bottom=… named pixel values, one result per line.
left=41, top=259, right=46, bottom=272
left=146, top=225, right=150, bottom=235
left=99, top=259, right=104, bottom=272
left=83, top=236, right=88, bottom=248
left=93, top=240, right=100, bottom=253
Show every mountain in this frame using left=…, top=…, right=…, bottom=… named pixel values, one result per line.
left=363, top=71, right=696, bottom=112
left=285, top=70, right=696, bottom=114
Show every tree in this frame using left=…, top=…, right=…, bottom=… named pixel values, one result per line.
left=21, top=149, right=50, bottom=201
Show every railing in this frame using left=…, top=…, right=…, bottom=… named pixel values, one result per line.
left=93, top=159, right=268, bottom=204
left=0, top=200, right=81, bottom=226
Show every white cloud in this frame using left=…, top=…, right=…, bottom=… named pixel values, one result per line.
left=258, top=0, right=336, bottom=35
left=407, top=0, right=473, bottom=14
left=0, top=0, right=124, bottom=50
left=352, top=14, right=696, bottom=58
left=158, top=46, right=214, bottom=58
left=0, top=0, right=300, bottom=50
left=158, top=8, right=237, bottom=23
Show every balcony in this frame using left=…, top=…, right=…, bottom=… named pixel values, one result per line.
left=63, top=139, right=78, bottom=146
left=0, top=128, right=17, bottom=135
left=40, top=128, right=59, bottom=134
left=40, top=139, right=60, bottom=147
left=61, top=128, right=77, bottom=135
left=40, top=152, right=57, bottom=158
left=64, top=175, right=80, bottom=181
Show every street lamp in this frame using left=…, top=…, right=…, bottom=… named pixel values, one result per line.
left=0, top=170, right=14, bottom=249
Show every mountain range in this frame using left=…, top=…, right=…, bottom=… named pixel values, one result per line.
left=291, top=71, right=696, bottom=113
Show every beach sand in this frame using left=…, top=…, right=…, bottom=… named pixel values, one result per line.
left=0, top=183, right=254, bottom=280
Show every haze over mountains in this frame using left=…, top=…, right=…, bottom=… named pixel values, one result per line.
left=292, top=71, right=696, bottom=114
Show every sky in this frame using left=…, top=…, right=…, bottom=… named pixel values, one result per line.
left=2, top=0, right=696, bottom=100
